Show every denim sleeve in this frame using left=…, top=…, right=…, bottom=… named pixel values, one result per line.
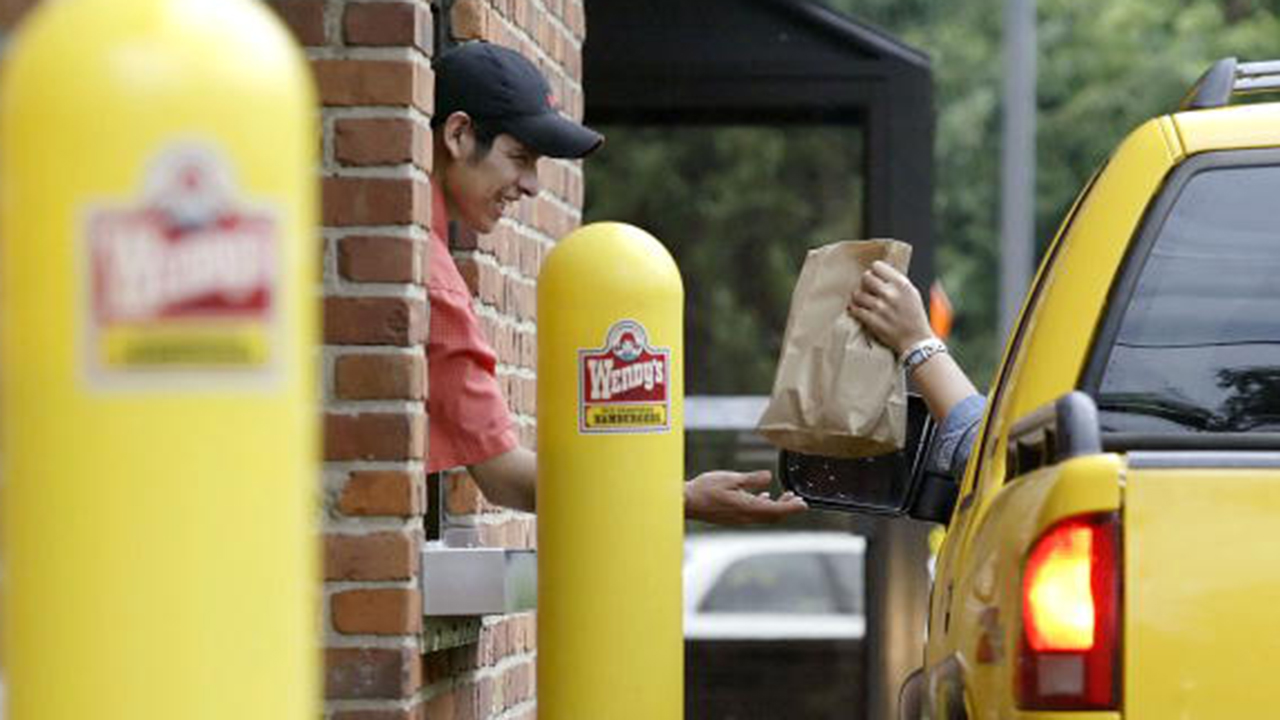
left=927, top=393, right=986, bottom=480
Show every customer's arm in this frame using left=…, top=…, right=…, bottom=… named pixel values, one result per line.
left=848, top=260, right=978, bottom=419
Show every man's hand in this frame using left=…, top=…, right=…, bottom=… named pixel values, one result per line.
left=684, top=470, right=808, bottom=525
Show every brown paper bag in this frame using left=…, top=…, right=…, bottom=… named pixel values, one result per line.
left=756, top=239, right=911, bottom=458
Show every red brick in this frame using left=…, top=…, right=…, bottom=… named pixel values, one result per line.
left=323, top=176, right=424, bottom=227
left=487, top=226, right=515, bottom=266
left=519, top=376, right=537, bottom=415
left=454, top=256, right=480, bottom=296
left=475, top=677, right=497, bottom=717
left=324, top=412, right=425, bottom=461
left=333, top=708, right=422, bottom=720
left=567, top=0, right=585, bottom=40
left=312, top=59, right=433, bottom=114
left=505, top=277, right=534, bottom=320
left=517, top=329, right=536, bottom=368
left=332, top=588, right=423, bottom=634
left=325, top=647, right=421, bottom=699
left=423, top=688, right=457, bottom=719
left=324, top=296, right=426, bottom=346
left=479, top=263, right=504, bottom=305
left=324, top=530, right=420, bottom=580
left=513, top=234, right=535, bottom=278
left=335, top=353, right=425, bottom=400
left=345, top=1, right=432, bottom=53
left=567, top=167, right=584, bottom=208
left=518, top=424, right=536, bottom=449
left=340, top=469, right=423, bottom=516
left=478, top=316, right=500, bottom=349
left=335, top=117, right=427, bottom=169
left=510, top=614, right=534, bottom=654
left=267, top=0, right=325, bottom=46
left=453, top=679, right=479, bottom=719
left=485, top=621, right=512, bottom=662
left=503, top=662, right=534, bottom=707
left=450, top=0, right=490, bottom=41
left=483, top=320, right=509, bottom=360
left=338, top=234, right=423, bottom=283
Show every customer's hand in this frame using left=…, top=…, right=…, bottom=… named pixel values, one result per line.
left=684, top=470, right=808, bottom=525
left=848, top=260, right=934, bottom=356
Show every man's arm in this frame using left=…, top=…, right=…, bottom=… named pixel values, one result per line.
left=684, top=470, right=807, bottom=525
left=468, top=446, right=537, bottom=513
left=469, top=447, right=807, bottom=524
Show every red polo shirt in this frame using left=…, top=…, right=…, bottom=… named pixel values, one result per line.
left=426, top=184, right=518, bottom=473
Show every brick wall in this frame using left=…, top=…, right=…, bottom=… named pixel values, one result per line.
left=0, top=0, right=585, bottom=715
left=270, top=0, right=588, bottom=717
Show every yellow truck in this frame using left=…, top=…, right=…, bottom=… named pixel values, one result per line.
left=782, top=58, right=1280, bottom=718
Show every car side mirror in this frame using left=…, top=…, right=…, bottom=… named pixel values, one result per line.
left=777, top=394, right=958, bottom=524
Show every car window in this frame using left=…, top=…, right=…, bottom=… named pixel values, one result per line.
left=1094, top=164, right=1280, bottom=433
left=699, top=552, right=844, bottom=615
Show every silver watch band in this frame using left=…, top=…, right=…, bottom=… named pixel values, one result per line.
left=901, top=338, right=947, bottom=374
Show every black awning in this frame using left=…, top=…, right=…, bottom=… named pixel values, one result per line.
left=585, top=0, right=935, bottom=284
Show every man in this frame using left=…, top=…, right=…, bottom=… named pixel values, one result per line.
left=429, top=42, right=806, bottom=524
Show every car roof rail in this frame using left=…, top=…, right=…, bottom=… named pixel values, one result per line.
left=1181, top=57, right=1280, bottom=110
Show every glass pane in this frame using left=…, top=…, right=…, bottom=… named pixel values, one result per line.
left=700, top=552, right=838, bottom=614
left=1097, top=165, right=1280, bottom=433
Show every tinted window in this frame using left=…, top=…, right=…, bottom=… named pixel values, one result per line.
left=700, top=553, right=843, bottom=615
left=1096, top=165, right=1280, bottom=433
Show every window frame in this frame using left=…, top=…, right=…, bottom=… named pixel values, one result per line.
left=1079, top=148, right=1280, bottom=451
left=955, top=163, right=1107, bottom=503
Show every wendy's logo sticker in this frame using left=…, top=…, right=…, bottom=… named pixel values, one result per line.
left=578, top=320, right=671, bottom=433
left=84, top=143, right=281, bottom=387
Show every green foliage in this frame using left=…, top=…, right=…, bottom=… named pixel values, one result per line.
left=585, top=125, right=863, bottom=394
left=586, top=0, right=1280, bottom=392
left=828, top=0, right=1280, bottom=384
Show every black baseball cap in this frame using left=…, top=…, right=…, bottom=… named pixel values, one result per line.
left=434, top=42, right=604, bottom=159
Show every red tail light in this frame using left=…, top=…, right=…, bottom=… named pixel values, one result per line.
left=1017, top=513, right=1120, bottom=710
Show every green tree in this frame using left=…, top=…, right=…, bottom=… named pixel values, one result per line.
left=585, top=125, right=864, bottom=395
left=837, top=0, right=1280, bottom=382
left=587, top=0, right=1280, bottom=391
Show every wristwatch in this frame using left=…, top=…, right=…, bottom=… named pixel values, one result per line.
left=901, top=337, right=948, bottom=374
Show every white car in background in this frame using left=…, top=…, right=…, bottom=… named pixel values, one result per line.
left=683, top=532, right=866, bottom=641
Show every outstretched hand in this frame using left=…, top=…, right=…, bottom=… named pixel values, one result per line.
left=684, top=469, right=808, bottom=525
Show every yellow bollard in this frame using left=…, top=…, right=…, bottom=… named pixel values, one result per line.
left=0, top=1, right=318, bottom=718
left=538, top=222, right=684, bottom=719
